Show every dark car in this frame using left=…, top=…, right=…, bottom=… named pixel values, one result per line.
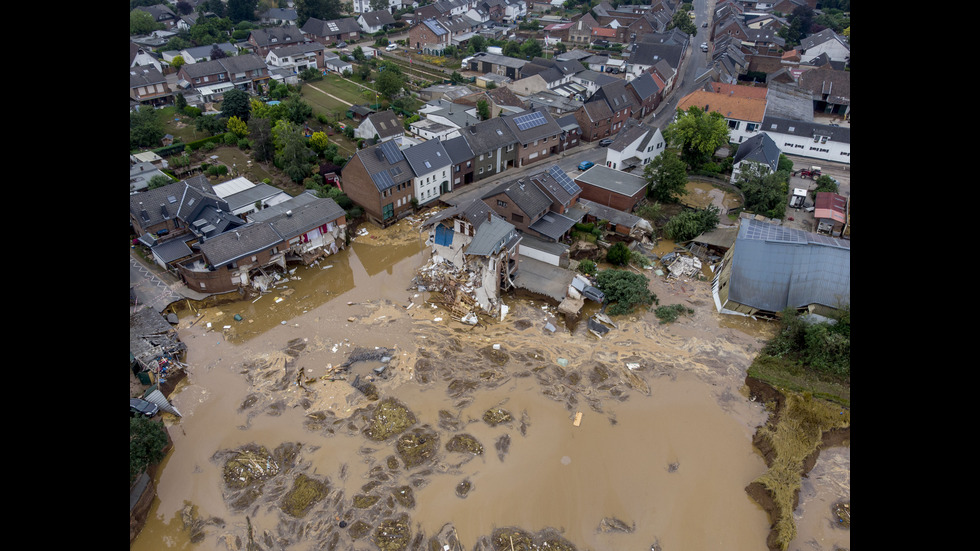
left=130, top=398, right=159, bottom=418
left=598, top=138, right=614, bottom=147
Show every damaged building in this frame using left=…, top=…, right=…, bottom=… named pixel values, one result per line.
left=417, top=199, right=522, bottom=318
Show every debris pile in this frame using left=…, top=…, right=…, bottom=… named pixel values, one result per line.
left=661, top=251, right=703, bottom=279
left=413, top=255, right=497, bottom=321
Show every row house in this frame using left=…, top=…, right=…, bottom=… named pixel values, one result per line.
left=627, top=31, right=687, bottom=78
left=409, top=15, right=481, bottom=54
left=342, top=140, right=418, bottom=227
left=461, top=116, right=519, bottom=182
left=567, top=13, right=598, bottom=45
left=130, top=67, right=173, bottom=108
left=403, top=138, right=454, bottom=206
left=264, top=42, right=327, bottom=72
left=414, top=0, right=477, bottom=20
left=591, top=79, right=638, bottom=130
left=501, top=108, right=565, bottom=169
left=177, top=196, right=348, bottom=294
left=248, top=27, right=307, bottom=57
left=573, top=99, right=614, bottom=142
left=625, top=71, right=664, bottom=118
left=443, top=135, right=476, bottom=188
left=301, top=17, right=362, bottom=45
left=479, top=0, right=525, bottom=23
left=481, top=165, right=582, bottom=243
left=176, top=54, right=271, bottom=101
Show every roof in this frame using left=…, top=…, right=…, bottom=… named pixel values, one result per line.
left=359, top=10, right=396, bottom=27
left=179, top=54, right=267, bottom=78
left=442, top=135, right=475, bottom=164
left=469, top=52, right=528, bottom=69
left=130, top=175, right=215, bottom=228
left=580, top=98, right=613, bottom=122
left=629, top=41, right=684, bottom=68
left=365, top=110, right=404, bottom=139
left=249, top=26, right=305, bottom=47
left=247, top=191, right=321, bottom=223
left=814, top=192, right=847, bottom=223
left=677, top=89, right=767, bottom=123
left=267, top=197, right=346, bottom=238
left=351, top=141, right=414, bottom=193
left=626, top=71, right=660, bottom=101
left=761, top=116, right=850, bottom=145
left=726, top=218, right=850, bottom=313
left=467, top=213, right=520, bottom=256
left=608, top=119, right=655, bottom=153
left=591, top=27, right=617, bottom=38
left=130, top=67, right=167, bottom=88
left=198, top=223, right=284, bottom=268
left=574, top=165, right=647, bottom=198
left=484, top=176, right=554, bottom=222
left=502, top=108, right=563, bottom=144
left=302, top=17, right=361, bottom=36
left=708, top=81, right=769, bottom=99
left=732, top=132, right=780, bottom=173
left=460, top=116, right=517, bottom=154
left=797, top=66, right=850, bottom=105
left=402, top=138, right=451, bottom=175
left=576, top=198, right=642, bottom=229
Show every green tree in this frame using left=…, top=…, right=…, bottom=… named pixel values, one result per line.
left=449, top=70, right=465, bottom=84
left=171, top=55, right=186, bottom=71
left=644, top=151, right=688, bottom=202
left=220, top=89, right=252, bottom=122
left=663, top=106, right=730, bottom=170
left=668, top=10, right=697, bottom=35
left=147, top=174, right=174, bottom=190
left=352, top=46, right=366, bottom=63
left=130, top=10, right=163, bottom=35
left=227, top=115, right=249, bottom=137
left=357, top=63, right=372, bottom=81
left=369, top=0, right=389, bottom=11
left=130, top=416, right=169, bottom=484
left=519, top=40, right=542, bottom=59
left=375, top=69, right=405, bottom=100
left=812, top=174, right=839, bottom=194
left=227, top=0, right=258, bottom=23
left=777, top=153, right=794, bottom=173
left=309, top=131, right=330, bottom=154
left=273, top=120, right=315, bottom=183
left=605, top=242, right=631, bottom=266
left=595, top=269, right=658, bottom=316
left=195, top=114, right=227, bottom=136
left=174, top=92, right=188, bottom=113
left=476, top=99, right=490, bottom=121
left=468, top=35, right=486, bottom=53
left=734, top=163, right=788, bottom=219
left=248, top=117, right=276, bottom=162
left=577, top=259, right=597, bottom=276
left=197, top=0, right=227, bottom=17
left=283, top=95, right=314, bottom=124
left=662, top=205, right=720, bottom=242
left=296, top=0, right=342, bottom=27
left=130, top=107, right=165, bottom=149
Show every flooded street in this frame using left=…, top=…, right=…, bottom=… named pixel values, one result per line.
left=132, top=216, right=846, bottom=551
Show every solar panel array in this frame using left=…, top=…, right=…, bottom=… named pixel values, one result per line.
left=548, top=165, right=581, bottom=195
left=379, top=140, right=403, bottom=164
left=514, top=111, right=547, bottom=131
left=371, top=170, right=396, bottom=192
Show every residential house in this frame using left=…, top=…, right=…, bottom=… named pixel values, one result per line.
left=590, top=79, right=638, bottom=131
left=419, top=84, right=473, bottom=102
left=130, top=42, right=162, bottom=72
left=460, top=117, right=519, bottom=182
left=302, top=17, right=362, bottom=45
left=129, top=161, right=171, bottom=193
left=455, top=87, right=527, bottom=118
left=358, top=10, right=396, bottom=34
left=419, top=100, right=483, bottom=132
left=813, top=192, right=848, bottom=237
left=323, top=53, right=354, bottom=75
left=410, top=19, right=452, bottom=54
left=590, top=27, right=618, bottom=44
left=342, top=141, right=417, bottom=227
left=570, top=69, right=618, bottom=96
left=354, top=0, right=402, bottom=14
left=604, top=118, right=664, bottom=171
left=403, top=138, right=454, bottom=205
left=501, top=108, right=565, bottom=169
left=627, top=33, right=686, bottom=78
left=567, top=13, right=598, bottom=45
left=625, top=71, right=663, bottom=118
left=712, top=217, right=850, bottom=319
left=421, top=199, right=522, bottom=313
left=676, top=87, right=767, bottom=144
left=573, top=99, right=614, bottom=142
left=443, top=135, right=476, bottom=188
left=131, top=151, right=168, bottom=171
left=259, top=8, right=298, bottom=26
left=761, top=116, right=850, bottom=164
left=265, top=42, right=327, bottom=72
left=133, top=4, right=179, bottom=30
left=796, top=28, right=849, bottom=66
left=168, top=43, right=239, bottom=65
left=521, top=89, right=584, bottom=117
left=410, top=118, right=459, bottom=141
left=248, top=27, right=307, bottom=57
left=130, top=67, right=173, bottom=108
left=210, top=176, right=294, bottom=219
left=176, top=54, right=271, bottom=100
left=543, top=22, right=574, bottom=42
left=507, top=74, right=551, bottom=97
left=355, top=110, right=405, bottom=142
left=129, top=174, right=244, bottom=246
left=730, top=132, right=780, bottom=184
left=574, top=165, right=648, bottom=213
left=555, top=114, right=582, bottom=153
left=481, top=166, right=581, bottom=243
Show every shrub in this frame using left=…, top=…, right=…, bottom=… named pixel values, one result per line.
left=654, top=303, right=695, bottom=324
left=606, top=242, right=631, bottom=266
left=238, top=138, right=251, bottom=149
left=224, top=132, right=238, bottom=145
left=577, top=259, right=597, bottom=276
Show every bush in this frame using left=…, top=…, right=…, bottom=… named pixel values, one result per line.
left=238, top=138, right=251, bottom=149
left=183, top=106, right=202, bottom=117
left=206, top=164, right=229, bottom=177
left=654, top=303, right=694, bottom=324
left=577, top=259, right=597, bottom=276
left=223, top=132, right=238, bottom=145
left=606, top=242, right=631, bottom=266
left=595, top=269, right=658, bottom=316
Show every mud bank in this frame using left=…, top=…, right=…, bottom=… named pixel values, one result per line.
left=744, top=376, right=851, bottom=551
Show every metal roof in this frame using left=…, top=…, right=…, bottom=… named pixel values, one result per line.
left=727, top=218, right=850, bottom=313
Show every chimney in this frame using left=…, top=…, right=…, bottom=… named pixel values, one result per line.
left=487, top=210, right=492, bottom=223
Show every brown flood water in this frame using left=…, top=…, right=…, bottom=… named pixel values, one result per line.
left=132, top=216, right=842, bottom=551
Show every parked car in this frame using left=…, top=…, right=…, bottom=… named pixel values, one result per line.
left=578, top=161, right=595, bottom=171
left=598, top=138, right=614, bottom=147
left=130, top=398, right=159, bottom=418
left=700, top=42, right=709, bottom=52
left=386, top=44, right=398, bottom=51
left=702, top=22, right=708, bottom=28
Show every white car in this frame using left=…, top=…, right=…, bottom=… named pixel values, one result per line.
left=385, top=44, right=398, bottom=52
left=700, top=42, right=708, bottom=52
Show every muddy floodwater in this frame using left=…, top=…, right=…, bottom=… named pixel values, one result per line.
left=132, top=217, right=847, bottom=551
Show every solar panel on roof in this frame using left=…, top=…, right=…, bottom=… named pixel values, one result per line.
left=514, top=111, right=547, bottom=131
left=371, top=170, right=396, bottom=192
left=547, top=165, right=581, bottom=195
left=379, top=140, right=403, bottom=164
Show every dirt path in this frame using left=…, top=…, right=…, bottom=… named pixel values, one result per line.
left=306, top=84, right=355, bottom=107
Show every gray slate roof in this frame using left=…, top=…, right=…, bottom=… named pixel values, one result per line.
left=574, top=165, right=647, bottom=197
left=402, top=138, right=452, bottom=175
left=460, top=116, right=517, bottom=154
left=442, top=135, right=475, bottom=164
left=761, top=116, right=850, bottom=145
left=302, top=17, right=361, bottom=37
left=267, top=197, right=346, bottom=238
left=360, top=10, right=396, bottom=27
left=501, top=108, right=562, bottom=144
left=365, top=110, right=404, bottom=139
left=732, top=133, right=780, bottom=173
left=352, top=141, right=414, bottom=192
left=727, top=218, right=850, bottom=312
left=198, top=223, right=284, bottom=268
left=626, top=71, right=660, bottom=100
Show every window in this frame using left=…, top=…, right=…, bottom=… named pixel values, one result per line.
left=497, top=200, right=507, bottom=208
left=479, top=167, right=484, bottom=174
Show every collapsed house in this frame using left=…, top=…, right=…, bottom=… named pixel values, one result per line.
left=417, top=199, right=522, bottom=320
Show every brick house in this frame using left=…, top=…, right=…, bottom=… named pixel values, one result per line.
left=176, top=54, right=271, bottom=100
left=573, top=99, right=613, bottom=142
left=341, top=141, right=417, bottom=227
left=459, top=116, right=519, bottom=182
left=573, top=164, right=648, bottom=212
left=301, top=17, right=362, bottom=45
left=443, top=135, right=476, bottom=188
left=481, top=166, right=582, bottom=243
left=500, top=108, right=565, bottom=169
left=248, top=27, right=307, bottom=57
left=591, top=79, right=637, bottom=131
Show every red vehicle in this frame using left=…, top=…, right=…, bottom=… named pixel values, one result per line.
left=794, top=166, right=822, bottom=179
